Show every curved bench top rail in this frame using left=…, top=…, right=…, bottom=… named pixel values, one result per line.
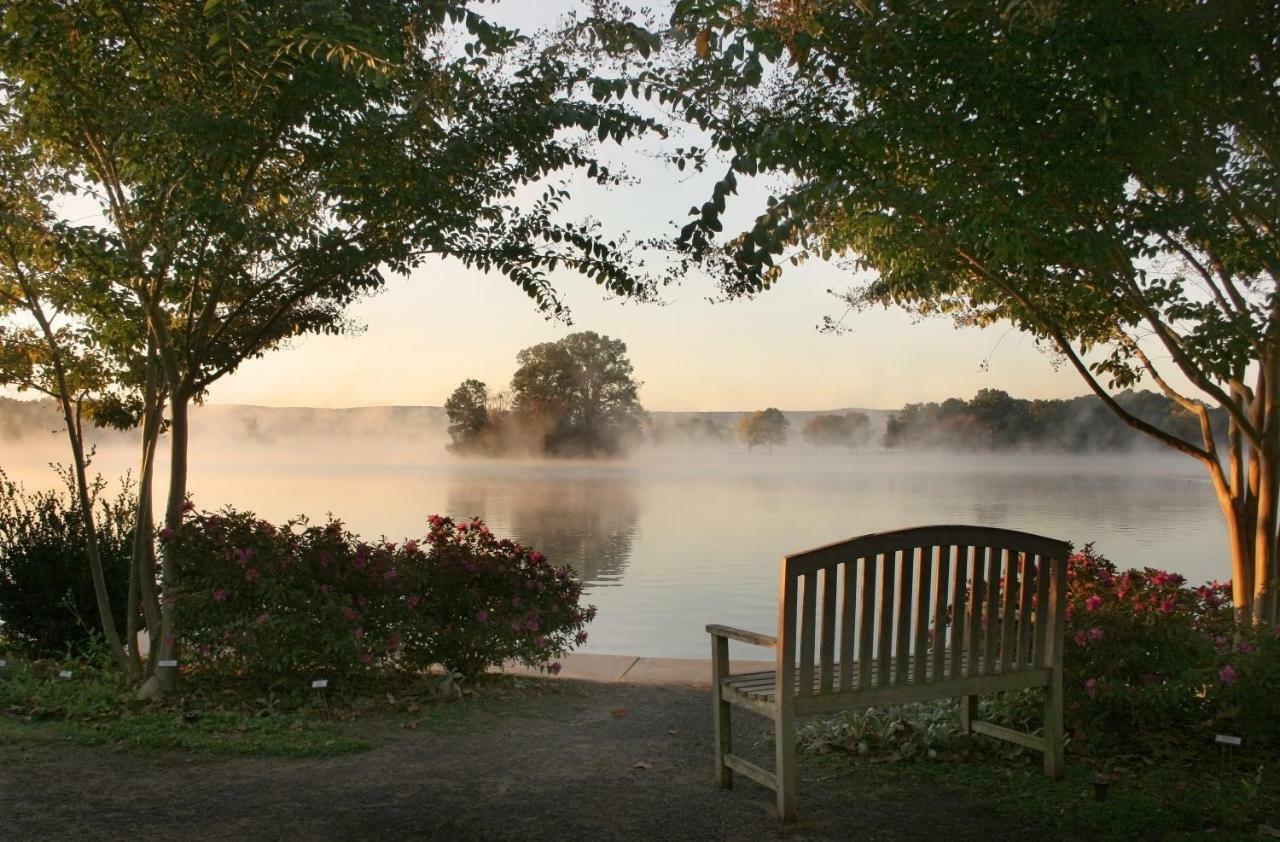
left=784, top=525, right=1070, bottom=576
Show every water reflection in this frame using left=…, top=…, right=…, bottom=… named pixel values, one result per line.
left=446, top=474, right=640, bottom=586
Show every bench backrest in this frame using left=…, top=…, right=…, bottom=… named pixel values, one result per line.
left=777, top=525, right=1070, bottom=698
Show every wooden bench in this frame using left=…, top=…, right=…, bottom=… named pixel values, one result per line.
left=707, top=525, right=1069, bottom=820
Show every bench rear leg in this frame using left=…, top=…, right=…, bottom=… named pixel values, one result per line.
left=711, top=635, right=733, bottom=788
left=1043, top=676, right=1064, bottom=778
left=959, top=694, right=977, bottom=733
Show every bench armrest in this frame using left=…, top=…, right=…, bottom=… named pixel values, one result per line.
left=706, top=624, right=777, bottom=648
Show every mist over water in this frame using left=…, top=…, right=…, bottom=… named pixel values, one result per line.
left=2, top=408, right=1223, bottom=659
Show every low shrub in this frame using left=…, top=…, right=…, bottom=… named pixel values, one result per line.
left=0, top=470, right=134, bottom=656
left=174, top=508, right=593, bottom=683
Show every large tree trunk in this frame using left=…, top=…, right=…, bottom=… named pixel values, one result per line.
left=154, top=391, right=189, bottom=693
left=132, top=352, right=164, bottom=661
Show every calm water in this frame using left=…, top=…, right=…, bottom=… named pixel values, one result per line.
left=4, top=433, right=1224, bottom=659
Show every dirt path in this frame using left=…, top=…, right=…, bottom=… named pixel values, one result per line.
left=0, top=680, right=1046, bottom=841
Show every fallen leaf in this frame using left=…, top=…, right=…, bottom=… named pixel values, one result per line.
left=634, top=761, right=652, bottom=770
left=611, top=708, right=628, bottom=718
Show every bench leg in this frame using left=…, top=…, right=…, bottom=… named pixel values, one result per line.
left=959, top=695, right=977, bottom=734
left=1043, top=677, right=1064, bottom=779
left=711, top=635, right=733, bottom=788
left=774, top=703, right=796, bottom=821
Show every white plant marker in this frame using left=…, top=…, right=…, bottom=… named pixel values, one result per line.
left=311, top=678, right=329, bottom=689
left=57, top=670, right=73, bottom=679
left=0, top=659, right=8, bottom=668
left=158, top=659, right=178, bottom=668
left=1215, top=734, right=1242, bottom=746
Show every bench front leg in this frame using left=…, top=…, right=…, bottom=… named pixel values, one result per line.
left=711, top=633, right=733, bottom=788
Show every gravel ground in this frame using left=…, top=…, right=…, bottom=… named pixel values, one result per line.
left=0, top=680, right=1047, bottom=841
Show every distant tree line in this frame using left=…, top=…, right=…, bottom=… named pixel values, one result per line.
left=446, top=332, right=646, bottom=458
left=885, top=389, right=1226, bottom=451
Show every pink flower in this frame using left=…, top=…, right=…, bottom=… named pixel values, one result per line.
left=354, top=627, right=366, bottom=640
left=1084, top=678, right=1098, bottom=698
left=1219, top=664, right=1238, bottom=686
left=525, top=618, right=539, bottom=632
left=342, top=606, right=358, bottom=621
left=549, top=661, right=562, bottom=675
left=360, top=652, right=374, bottom=665
left=406, top=594, right=421, bottom=609
left=575, top=631, right=588, bottom=644
left=181, top=499, right=196, bottom=513
left=1074, top=630, right=1087, bottom=647
left=534, top=635, right=546, bottom=647
left=256, top=613, right=270, bottom=625
left=475, top=610, right=488, bottom=622
left=1159, top=598, right=1175, bottom=614
left=357, top=596, right=368, bottom=608
left=404, top=540, right=419, bottom=554
left=245, top=568, right=259, bottom=582
left=318, top=584, right=331, bottom=595
left=1089, top=627, right=1103, bottom=642
left=158, top=527, right=175, bottom=541
left=1238, top=641, right=1255, bottom=655
left=212, top=588, right=229, bottom=602
left=232, top=547, right=254, bottom=565
left=530, top=551, right=545, bottom=564
left=388, top=634, right=402, bottom=652
left=1084, top=595, right=1102, bottom=612
left=198, top=644, right=212, bottom=657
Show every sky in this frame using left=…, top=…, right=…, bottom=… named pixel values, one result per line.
left=202, top=1, right=1117, bottom=412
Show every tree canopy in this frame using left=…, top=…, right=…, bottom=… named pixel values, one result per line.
left=801, top=411, right=870, bottom=448
left=737, top=407, right=789, bottom=450
left=646, top=0, right=1280, bottom=621
left=0, top=0, right=667, bottom=686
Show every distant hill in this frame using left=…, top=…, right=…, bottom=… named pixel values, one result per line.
left=0, top=399, right=887, bottom=444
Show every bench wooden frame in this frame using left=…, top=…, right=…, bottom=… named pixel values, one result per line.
left=707, top=525, right=1069, bottom=820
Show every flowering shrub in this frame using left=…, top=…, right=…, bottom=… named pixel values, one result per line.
left=174, top=509, right=593, bottom=683
left=396, top=515, right=594, bottom=678
left=173, top=512, right=403, bottom=679
left=1063, top=544, right=1278, bottom=753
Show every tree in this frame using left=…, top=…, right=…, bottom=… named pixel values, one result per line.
left=655, top=1, right=1280, bottom=622
left=511, top=331, right=646, bottom=455
left=445, top=379, right=490, bottom=452
left=802, top=412, right=870, bottom=448
left=738, top=407, right=789, bottom=451
left=0, top=0, right=664, bottom=690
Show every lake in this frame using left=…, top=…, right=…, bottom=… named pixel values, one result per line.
left=3, top=430, right=1224, bottom=659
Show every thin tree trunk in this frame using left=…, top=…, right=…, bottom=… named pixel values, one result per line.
left=132, top=352, right=164, bottom=660
left=154, top=390, right=189, bottom=693
left=60, top=397, right=133, bottom=674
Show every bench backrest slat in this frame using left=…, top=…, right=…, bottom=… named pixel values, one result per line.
left=839, top=561, right=856, bottom=692
left=819, top=566, right=838, bottom=693
left=875, top=554, right=896, bottom=687
left=966, top=546, right=986, bottom=677
left=799, top=570, right=818, bottom=696
left=778, top=525, right=1070, bottom=697
left=857, top=557, right=876, bottom=689
left=982, top=548, right=1001, bottom=675
left=911, top=547, right=933, bottom=684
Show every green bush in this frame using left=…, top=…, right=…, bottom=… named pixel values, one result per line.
left=174, top=509, right=593, bottom=683
left=0, top=470, right=135, bottom=656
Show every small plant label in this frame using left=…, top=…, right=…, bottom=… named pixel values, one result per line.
left=157, top=659, right=178, bottom=668
left=311, top=679, right=329, bottom=689
left=1215, top=734, right=1242, bottom=746
left=0, top=659, right=8, bottom=668
left=57, top=670, right=73, bottom=679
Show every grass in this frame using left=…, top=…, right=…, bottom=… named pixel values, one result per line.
left=801, top=725, right=1277, bottom=840
left=0, top=653, right=520, bottom=759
